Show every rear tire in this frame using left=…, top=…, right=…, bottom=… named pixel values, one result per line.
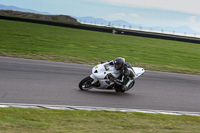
left=79, top=76, right=94, bottom=91
left=115, top=80, right=135, bottom=93
left=127, top=80, right=135, bottom=91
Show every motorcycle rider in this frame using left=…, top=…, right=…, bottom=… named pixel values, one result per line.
left=103, top=57, right=135, bottom=91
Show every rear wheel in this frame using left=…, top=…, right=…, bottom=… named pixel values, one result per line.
left=79, top=76, right=94, bottom=91
left=127, top=80, right=135, bottom=91
left=115, top=80, right=135, bottom=93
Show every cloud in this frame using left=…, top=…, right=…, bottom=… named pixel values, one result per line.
left=106, top=13, right=139, bottom=20
left=90, top=0, right=200, bottom=15
left=189, top=16, right=197, bottom=22
left=130, top=13, right=139, bottom=18
left=107, top=13, right=126, bottom=20
left=188, top=16, right=200, bottom=28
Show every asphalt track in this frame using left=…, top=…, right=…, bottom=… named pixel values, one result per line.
left=1, top=56, right=200, bottom=112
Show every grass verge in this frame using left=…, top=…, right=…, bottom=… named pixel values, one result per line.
left=0, top=107, right=200, bottom=133
left=0, top=19, right=200, bottom=75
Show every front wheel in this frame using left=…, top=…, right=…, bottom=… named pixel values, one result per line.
left=79, top=76, right=94, bottom=91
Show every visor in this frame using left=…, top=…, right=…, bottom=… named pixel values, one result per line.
left=115, top=64, right=121, bottom=69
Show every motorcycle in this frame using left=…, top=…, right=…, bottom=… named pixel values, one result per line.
left=79, top=62, right=145, bottom=93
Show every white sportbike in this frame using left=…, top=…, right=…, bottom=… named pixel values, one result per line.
left=79, top=62, right=145, bottom=93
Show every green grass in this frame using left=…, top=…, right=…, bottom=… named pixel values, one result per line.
left=0, top=107, right=200, bottom=133
left=0, top=19, right=200, bottom=75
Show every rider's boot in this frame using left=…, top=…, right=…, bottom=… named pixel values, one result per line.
left=122, top=84, right=128, bottom=91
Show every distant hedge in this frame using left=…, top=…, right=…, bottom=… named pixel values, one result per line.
left=0, top=15, right=200, bottom=44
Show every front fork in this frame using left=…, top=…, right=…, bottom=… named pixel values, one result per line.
left=90, top=74, right=98, bottom=85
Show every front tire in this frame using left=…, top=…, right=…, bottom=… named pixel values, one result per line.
left=79, top=76, right=94, bottom=91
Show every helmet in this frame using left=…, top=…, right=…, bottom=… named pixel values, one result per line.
left=114, top=57, right=125, bottom=70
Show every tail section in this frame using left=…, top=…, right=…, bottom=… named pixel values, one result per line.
left=132, top=67, right=145, bottom=79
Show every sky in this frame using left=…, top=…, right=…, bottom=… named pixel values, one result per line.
left=1, top=0, right=200, bottom=33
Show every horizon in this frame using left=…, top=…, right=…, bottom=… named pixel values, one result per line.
left=1, top=0, right=200, bottom=35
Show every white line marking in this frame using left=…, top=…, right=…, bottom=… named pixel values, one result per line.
left=0, top=103, right=200, bottom=116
